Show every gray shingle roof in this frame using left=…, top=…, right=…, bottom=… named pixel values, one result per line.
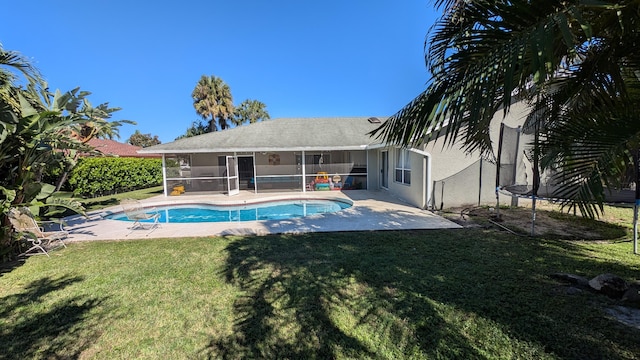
left=139, top=117, right=387, bottom=154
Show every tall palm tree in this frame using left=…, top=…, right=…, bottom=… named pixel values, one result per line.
left=233, top=99, right=270, bottom=126
left=374, top=0, right=640, bottom=217
left=192, top=75, right=234, bottom=132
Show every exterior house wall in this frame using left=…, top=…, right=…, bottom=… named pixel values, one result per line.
left=256, top=152, right=298, bottom=176
left=383, top=148, right=427, bottom=208
left=423, top=101, right=531, bottom=208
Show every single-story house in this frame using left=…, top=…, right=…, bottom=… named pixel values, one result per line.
left=139, top=103, right=534, bottom=209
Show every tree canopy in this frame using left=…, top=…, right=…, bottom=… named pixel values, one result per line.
left=374, top=0, right=640, bottom=217
left=1, top=44, right=132, bottom=250
left=233, top=99, right=270, bottom=126
left=175, top=120, right=209, bottom=140
left=127, top=130, right=161, bottom=147
left=192, top=75, right=234, bottom=132
left=185, top=74, right=270, bottom=138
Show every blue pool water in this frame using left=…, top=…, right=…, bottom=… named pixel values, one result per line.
left=108, top=199, right=352, bottom=223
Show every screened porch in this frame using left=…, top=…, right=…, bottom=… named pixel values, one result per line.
left=162, top=150, right=368, bottom=196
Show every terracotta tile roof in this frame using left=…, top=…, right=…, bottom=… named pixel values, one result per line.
left=86, top=138, right=161, bottom=158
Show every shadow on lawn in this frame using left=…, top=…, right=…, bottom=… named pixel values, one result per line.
left=0, top=275, right=108, bottom=359
left=0, top=258, right=26, bottom=277
left=202, top=228, right=640, bottom=359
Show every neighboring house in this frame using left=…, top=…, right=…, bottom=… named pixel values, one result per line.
left=140, top=107, right=535, bottom=209
left=86, top=138, right=161, bottom=158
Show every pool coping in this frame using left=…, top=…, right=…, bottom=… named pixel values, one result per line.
left=62, top=190, right=462, bottom=242
left=102, top=196, right=355, bottom=219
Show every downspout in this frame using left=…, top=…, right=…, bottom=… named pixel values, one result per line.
left=423, top=154, right=431, bottom=209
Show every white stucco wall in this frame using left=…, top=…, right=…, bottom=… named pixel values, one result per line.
left=422, top=101, right=531, bottom=208
left=380, top=148, right=428, bottom=208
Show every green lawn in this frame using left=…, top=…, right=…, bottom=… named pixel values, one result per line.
left=1, top=227, right=639, bottom=359
left=79, top=186, right=164, bottom=212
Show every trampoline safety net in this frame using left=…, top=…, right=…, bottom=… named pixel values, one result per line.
left=430, top=123, right=636, bottom=210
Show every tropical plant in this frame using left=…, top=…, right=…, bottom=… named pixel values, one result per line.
left=127, top=129, right=161, bottom=147
left=175, top=120, right=209, bottom=140
left=0, top=44, right=132, bottom=255
left=51, top=88, right=135, bottom=191
left=0, top=85, right=90, bottom=217
left=192, top=75, right=234, bottom=132
left=373, top=0, right=640, bottom=217
left=0, top=44, right=41, bottom=118
left=233, top=99, right=270, bottom=126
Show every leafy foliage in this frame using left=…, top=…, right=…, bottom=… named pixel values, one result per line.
left=183, top=75, right=270, bottom=138
left=0, top=44, right=132, bottom=255
left=174, top=120, right=209, bottom=140
left=233, top=99, right=270, bottom=125
left=192, top=75, right=234, bottom=132
left=373, top=0, right=640, bottom=217
left=127, top=129, right=161, bottom=147
left=68, top=157, right=162, bottom=197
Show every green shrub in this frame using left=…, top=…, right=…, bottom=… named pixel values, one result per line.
left=69, top=157, right=162, bottom=197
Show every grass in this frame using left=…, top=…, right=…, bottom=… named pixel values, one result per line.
left=1, top=227, right=639, bottom=359
left=77, top=186, right=164, bottom=212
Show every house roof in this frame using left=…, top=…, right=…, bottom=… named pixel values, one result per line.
left=87, top=138, right=161, bottom=158
left=139, top=117, right=387, bottom=154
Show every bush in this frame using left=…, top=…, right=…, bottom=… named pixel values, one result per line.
left=69, top=157, right=162, bottom=197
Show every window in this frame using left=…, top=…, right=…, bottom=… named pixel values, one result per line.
left=395, top=149, right=411, bottom=185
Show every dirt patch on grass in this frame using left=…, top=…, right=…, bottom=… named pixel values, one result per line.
left=441, top=204, right=628, bottom=240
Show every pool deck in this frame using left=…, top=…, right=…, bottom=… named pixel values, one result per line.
left=63, top=190, right=462, bottom=242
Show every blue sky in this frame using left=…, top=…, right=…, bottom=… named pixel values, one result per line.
left=2, top=1, right=440, bottom=143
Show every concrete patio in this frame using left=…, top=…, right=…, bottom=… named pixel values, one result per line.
left=63, top=190, right=461, bottom=242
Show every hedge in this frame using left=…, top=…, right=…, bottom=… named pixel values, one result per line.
left=69, top=157, right=163, bottom=197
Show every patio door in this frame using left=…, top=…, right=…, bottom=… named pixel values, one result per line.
left=381, top=150, right=389, bottom=188
left=226, top=156, right=239, bottom=196
left=237, top=156, right=255, bottom=190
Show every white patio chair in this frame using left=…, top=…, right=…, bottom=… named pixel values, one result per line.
left=7, top=207, right=68, bottom=257
left=120, top=199, right=161, bottom=234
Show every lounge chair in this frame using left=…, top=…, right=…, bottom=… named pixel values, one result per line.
left=7, top=207, right=68, bottom=257
left=120, top=199, right=161, bottom=234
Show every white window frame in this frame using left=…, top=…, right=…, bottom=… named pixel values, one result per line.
left=395, top=148, right=411, bottom=185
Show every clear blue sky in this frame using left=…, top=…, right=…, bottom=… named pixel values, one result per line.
left=2, top=1, right=440, bottom=143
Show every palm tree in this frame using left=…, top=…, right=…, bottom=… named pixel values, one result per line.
left=192, top=75, right=234, bottom=132
left=175, top=120, right=209, bottom=140
left=373, top=0, right=640, bottom=217
left=233, top=99, right=270, bottom=126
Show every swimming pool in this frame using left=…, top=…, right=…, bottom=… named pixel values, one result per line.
left=107, top=199, right=352, bottom=223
